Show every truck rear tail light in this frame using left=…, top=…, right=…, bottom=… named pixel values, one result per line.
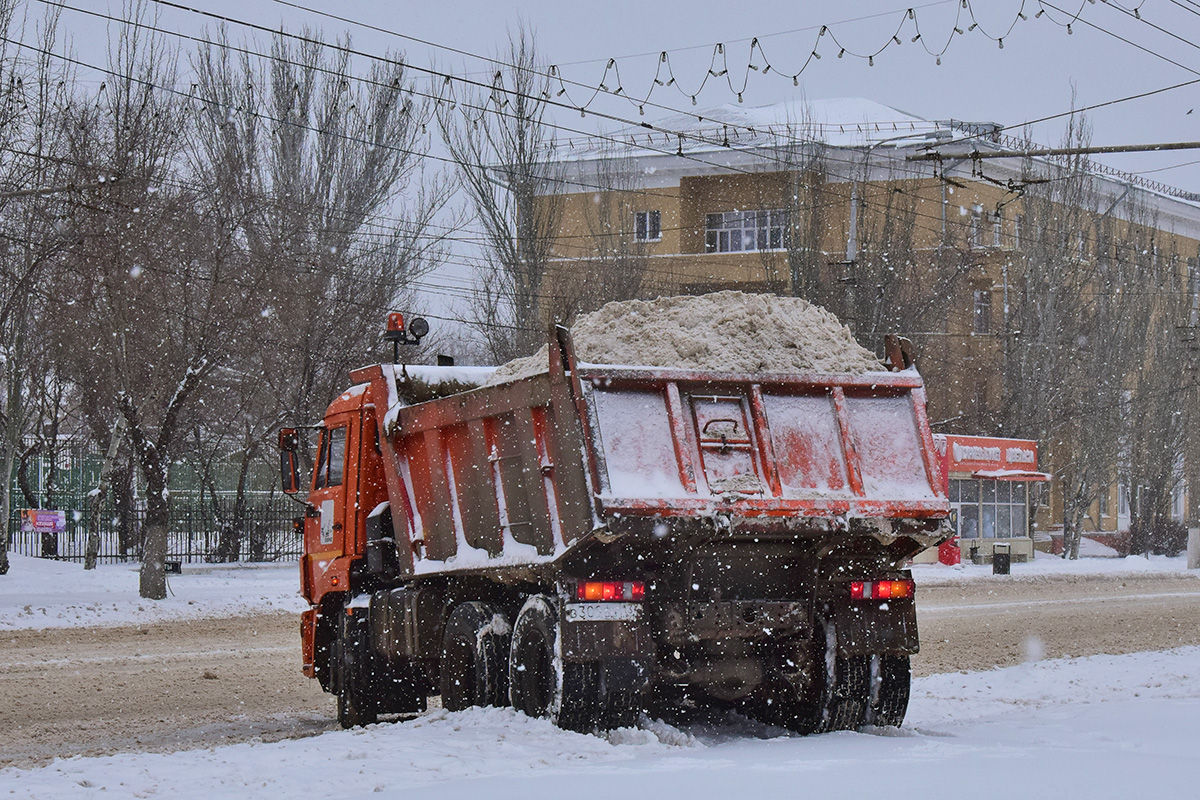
left=575, top=581, right=645, bottom=602
left=849, top=580, right=913, bottom=600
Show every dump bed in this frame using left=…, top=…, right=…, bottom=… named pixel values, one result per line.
left=357, top=343, right=946, bottom=578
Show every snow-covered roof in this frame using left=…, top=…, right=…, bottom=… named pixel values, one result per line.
left=553, top=96, right=1200, bottom=215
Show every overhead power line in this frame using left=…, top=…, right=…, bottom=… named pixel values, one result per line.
left=910, top=140, right=1200, bottom=161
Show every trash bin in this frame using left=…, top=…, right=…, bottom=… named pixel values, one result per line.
left=992, top=542, right=1011, bottom=575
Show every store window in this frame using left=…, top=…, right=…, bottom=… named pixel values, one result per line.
left=705, top=210, right=786, bottom=253
left=950, top=478, right=1029, bottom=538
left=635, top=210, right=661, bottom=242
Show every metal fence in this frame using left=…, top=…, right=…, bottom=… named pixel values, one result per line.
left=6, top=496, right=304, bottom=564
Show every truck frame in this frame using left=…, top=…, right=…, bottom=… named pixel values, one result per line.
left=280, top=325, right=949, bottom=732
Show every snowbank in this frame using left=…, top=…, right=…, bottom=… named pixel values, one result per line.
left=911, top=550, right=1197, bottom=587
left=4, top=647, right=1198, bottom=798
left=0, top=554, right=306, bottom=630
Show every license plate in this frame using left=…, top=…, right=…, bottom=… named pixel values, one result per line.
left=564, top=602, right=642, bottom=622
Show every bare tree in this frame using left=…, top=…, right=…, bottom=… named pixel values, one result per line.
left=0, top=3, right=74, bottom=575
left=437, top=26, right=563, bottom=362
left=189, top=26, right=448, bottom=557
left=1002, top=114, right=1133, bottom=558
left=49, top=5, right=271, bottom=598
left=1122, top=232, right=1193, bottom=555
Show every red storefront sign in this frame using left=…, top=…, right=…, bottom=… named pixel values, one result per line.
left=936, top=434, right=1049, bottom=486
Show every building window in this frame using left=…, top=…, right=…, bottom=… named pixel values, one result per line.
left=634, top=210, right=661, bottom=242
left=705, top=210, right=786, bottom=253
left=973, top=289, right=991, bottom=334
left=1188, top=257, right=1199, bottom=325
left=950, top=478, right=1029, bottom=539
left=1014, top=214, right=1024, bottom=250
left=969, top=208, right=982, bottom=249
left=992, top=211, right=1003, bottom=248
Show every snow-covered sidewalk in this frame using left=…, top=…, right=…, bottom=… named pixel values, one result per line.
left=2, top=646, right=1197, bottom=799
left=911, top=549, right=1196, bottom=586
left=0, top=554, right=307, bottom=630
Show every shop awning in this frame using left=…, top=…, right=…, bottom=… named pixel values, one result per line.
left=972, top=468, right=1051, bottom=482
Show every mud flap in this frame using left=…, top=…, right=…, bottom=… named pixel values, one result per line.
left=828, top=601, right=919, bottom=657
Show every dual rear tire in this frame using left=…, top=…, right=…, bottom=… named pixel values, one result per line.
left=764, top=623, right=911, bottom=734
left=462, top=595, right=636, bottom=732
left=439, top=601, right=511, bottom=711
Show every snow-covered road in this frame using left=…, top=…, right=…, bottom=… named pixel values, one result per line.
left=2, top=553, right=1197, bottom=798
left=3, top=646, right=1197, bottom=799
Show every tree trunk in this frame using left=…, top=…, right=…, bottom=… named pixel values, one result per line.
left=85, top=419, right=126, bottom=570
left=113, top=458, right=136, bottom=560
left=219, top=444, right=255, bottom=562
left=1061, top=481, right=1090, bottom=560
left=0, top=444, right=13, bottom=575
left=138, top=480, right=169, bottom=600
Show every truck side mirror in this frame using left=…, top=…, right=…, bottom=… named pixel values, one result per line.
left=279, top=428, right=301, bottom=494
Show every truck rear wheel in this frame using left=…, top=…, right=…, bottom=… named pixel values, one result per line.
left=440, top=602, right=511, bottom=711
left=768, top=623, right=870, bottom=734
left=508, top=595, right=602, bottom=732
left=335, top=609, right=379, bottom=728
left=866, top=654, right=911, bottom=728
left=819, top=652, right=870, bottom=732
left=508, top=596, right=560, bottom=720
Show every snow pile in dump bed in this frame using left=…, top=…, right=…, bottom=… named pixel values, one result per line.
left=487, top=291, right=881, bottom=385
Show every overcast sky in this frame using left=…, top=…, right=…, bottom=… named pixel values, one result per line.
left=66, top=0, right=1192, bottom=181
left=37, top=1, right=1200, bottom=181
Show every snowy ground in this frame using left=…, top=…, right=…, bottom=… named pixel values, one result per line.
left=3, top=550, right=1191, bottom=631
left=2, top=553, right=1197, bottom=798
left=0, top=554, right=306, bottom=630
left=1, top=646, right=1196, bottom=798
left=911, top=549, right=1193, bottom=585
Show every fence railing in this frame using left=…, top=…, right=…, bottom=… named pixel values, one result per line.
left=6, top=496, right=304, bottom=564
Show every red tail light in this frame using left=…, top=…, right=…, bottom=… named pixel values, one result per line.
left=575, top=581, right=645, bottom=602
left=849, top=580, right=913, bottom=600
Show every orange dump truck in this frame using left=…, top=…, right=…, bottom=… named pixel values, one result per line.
left=279, top=323, right=949, bottom=732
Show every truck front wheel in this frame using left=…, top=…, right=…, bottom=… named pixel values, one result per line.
left=440, top=602, right=511, bottom=711
left=335, top=609, right=379, bottom=728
